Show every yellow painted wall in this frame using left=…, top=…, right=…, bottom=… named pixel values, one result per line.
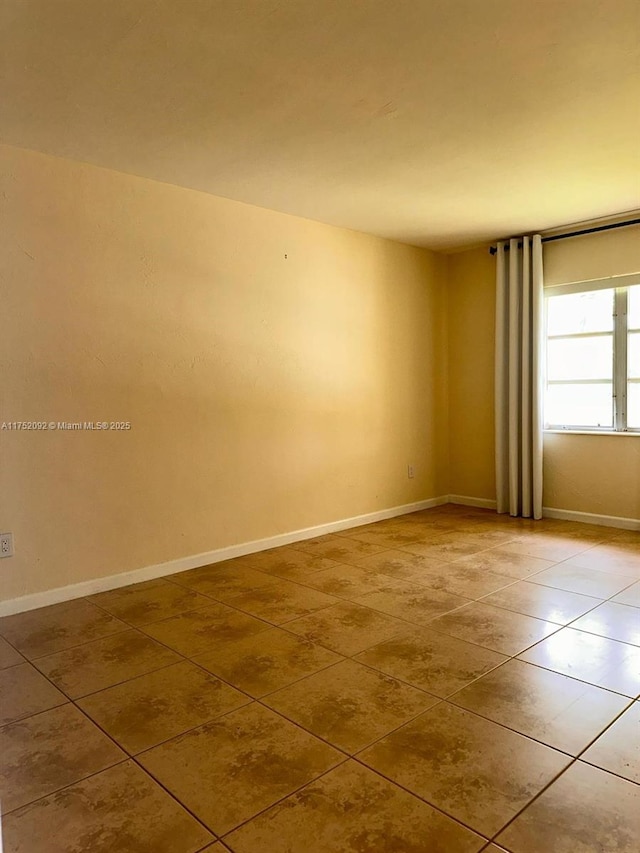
left=2, top=144, right=637, bottom=605
left=0, top=144, right=449, bottom=602
left=446, top=247, right=496, bottom=501
left=544, top=433, right=639, bottom=519
left=447, top=225, right=640, bottom=520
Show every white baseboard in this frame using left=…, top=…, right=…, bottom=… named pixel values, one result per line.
left=448, top=494, right=497, bottom=509
left=4, top=493, right=635, bottom=617
left=542, top=506, right=640, bottom=531
left=448, top=494, right=639, bottom=531
left=0, top=495, right=449, bottom=617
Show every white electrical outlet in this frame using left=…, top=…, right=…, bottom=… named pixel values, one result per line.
left=0, top=532, right=14, bottom=558
left=407, top=465, right=415, bottom=479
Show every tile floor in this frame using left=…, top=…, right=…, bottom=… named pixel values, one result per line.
left=1, top=505, right=639, bottom=852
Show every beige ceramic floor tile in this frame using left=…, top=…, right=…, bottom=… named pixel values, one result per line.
left=34, top=629, right=181, bottom=698
left=351, top=525, right=432, bottom=542
left=0, top=636, right=24, bottom=669
left=194, top=627, right=342, bottom=697
left=347, top=519, right=411, bottom=535
left=528, top=564, right=634, bottom=598
left=284, top=602, right=409, bottom=656
left=78, top=660, right=250, bottom=753
left=570, top=601, right=640, bottom=645
left=496, top=761, right=640, bottom=853
left=611, top=581, right=640, bottom=607
left=354, top=582, right=469, bottom=626
left=519, top=627, right=640, bottom=697
left=450, top=549, right=554, bottom=580
left=294, top=536, right=387, bottom=562
left=0, top=599, right=126, bottom=659
left=300, top=564, right=405, bottom=599
left=87, top=579, right=214, bottom=626
left=409, top=563, right=517, bottom=599
left=415, top=532, right=487, bottom=547
left=428, top=602, right=559, bottom=655
left=351, top=548, right=447, bottom=580
left=5, top=509, right=635, bottom=851
left=356, top=628, right=506, bottom=698
left=349, top=517, right=412, bottom=532
left=140, top=603, right=270, bottom=657
left=398, top=538, right=489, bottom=562
left=498, top=537, right=592, bottom=562
left=0, top=703, right=124, bottom=813
left=480, top=580, right=601, bottom=624
left=360, top=702, right=570, bottom=838
left=581, top=702, right=640, bottom=782
left=564, top=545, right=640, bottom=578
left=450, top=658, right=630, bottom=755
left=455, top=529, right=519, bottom=547
left=172, top=563, right=278, bottom=601
left=355, top=531, right=437, bottom=549
left=241, top=547, right=342, bottom=580
left=138, top=702, right=342, bottom=835
left=226, top=760, right=486, bottom=853
left=264, top=659, right=437, bottom=753
left=0, top=662, right=67, bottom=726
left=1, top=760, right=213, bottom=853
left=226, top=579, right=338, bottom=625
left=335, top=526, right=429, bottom=546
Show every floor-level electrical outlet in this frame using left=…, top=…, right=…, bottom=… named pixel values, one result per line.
left=0, top=532, right=14, bottom=558
left=407, top=465, right=415, bottom=479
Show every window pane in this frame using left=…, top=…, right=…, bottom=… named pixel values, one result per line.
left=628, top=383, right=640, bottom=429
left=629, top=331, right=640, bottom=380
left=547, top=335, right=613, bottom=381
left=629, top=285, right=640, bottom=330
left=547, top=289, right=613, bottom=336
left=545, top=383, right=613, bottom=428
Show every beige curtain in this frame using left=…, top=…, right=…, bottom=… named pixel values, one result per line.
left=495, top=235, right=544, bottom=519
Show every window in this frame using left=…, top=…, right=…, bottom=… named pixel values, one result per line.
left=544, top=277, right=640, bottom=432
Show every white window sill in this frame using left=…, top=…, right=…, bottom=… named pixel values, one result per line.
left=544, top=429, right=640, bottom=437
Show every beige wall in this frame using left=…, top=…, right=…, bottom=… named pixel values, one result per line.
left=0, top=144, right=448, bottom=603
left=544, top=433, right=639, bottom=520
left=446, top=247, right=496, bottom=500
left=2, top=144, right=637, bottom=605
left=447, top=224, right=640, bottom=520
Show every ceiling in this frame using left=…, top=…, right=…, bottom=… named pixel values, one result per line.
left=2, top=0, right=639, bottom=250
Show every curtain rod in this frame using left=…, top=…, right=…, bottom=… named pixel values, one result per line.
left=488, top=217, right=640, bottom=255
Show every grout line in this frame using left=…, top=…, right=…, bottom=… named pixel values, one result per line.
left=12, top=625, right=133, bottom=664
left=508, top=657, right=638, bottom=700
left=418, top=613, right=565, bottom=658
left=69, top=658, right=189, bottom=702
left=1, top=647, right=219, bottom=840
left=346, top=750, right=492, bottom=843
left=484, top=756, right=582, bottom=846
left=576, top=756, right=640, bottom=787
left=217, top=757, right=351, bottom=842
left=573, top=699, right=638, bottom=762
left=0, top=756, right=133, bottom=819
left=442, top=685, right=632, bottom=760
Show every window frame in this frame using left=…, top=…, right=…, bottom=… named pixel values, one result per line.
left=543, top=273, right=640, bottom=433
